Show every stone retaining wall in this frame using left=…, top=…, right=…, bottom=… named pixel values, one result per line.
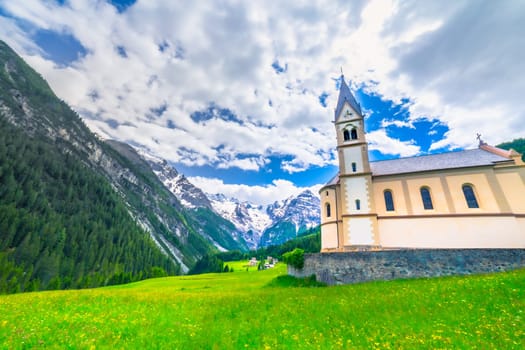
left=288, top=249, right=525, bottom=285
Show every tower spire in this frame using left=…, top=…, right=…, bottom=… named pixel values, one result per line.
left=334, top=75, right=361, bottom=120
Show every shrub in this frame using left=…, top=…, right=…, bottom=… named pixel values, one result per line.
left=282, top=248, right=304, bottom=269
left=266, top=274, right=325, bottom=288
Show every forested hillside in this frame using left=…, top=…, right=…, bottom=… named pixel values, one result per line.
left=0, top=117, right=176, bottom=293
left=497, top=138, right=525, bottom=161
left=0, top=40, right=220, bottom=293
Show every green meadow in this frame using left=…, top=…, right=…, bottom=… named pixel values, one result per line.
left=1, top=263, right=524, bottom=349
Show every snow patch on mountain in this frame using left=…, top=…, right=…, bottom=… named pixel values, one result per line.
left=209, top=190, right=320, bottom=248
left=141, top=149, right=320, bottom=249
left=140, top=150, right=212, bottom=210
left=259, top=190, right=321, bottom=246
left=207, top=194, right=272, bottom=248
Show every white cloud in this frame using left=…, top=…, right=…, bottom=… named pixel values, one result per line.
left=187, top=177, right=319, bottom=206
left=0, top=0, right=523, bottom=179
left=428, top=105, right=511, bottom=151
left=367, top=129, right=420, bottom=157
left=381, top=119, right=415, bottom=129
left=0, top=0, right=361, bottom=173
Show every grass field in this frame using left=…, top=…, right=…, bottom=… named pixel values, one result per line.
left=1, top=262, right=524, bottom=349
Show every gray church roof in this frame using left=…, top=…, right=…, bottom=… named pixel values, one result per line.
left=370, top=148, right=512, bottom=177
left=325, top=173, right=339, bottom=186
left=334, top=75, right=362, bottom=119
left=321, top=147, right=512, bottom=188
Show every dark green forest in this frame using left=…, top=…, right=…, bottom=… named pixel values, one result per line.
left=189, top=226, right=320, bottom=275
left=497, top=138, right=525, bottom=160
left=246, top=226, right=320, bottom=260
left=0, top=39, right=246, bottom=294
left=0, top=116, right=177, bottom=293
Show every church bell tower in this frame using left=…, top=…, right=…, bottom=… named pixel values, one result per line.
left=333, top=76, right=379, bottom=249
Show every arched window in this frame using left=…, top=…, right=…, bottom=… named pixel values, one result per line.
left=343, top=129, right=350, bottom=141
left=351, top=162, right=357, bottom=172
left=355, top=199, right=361, bottom=210
left=462, top=184, right=479, bottom=208
left=384, top=190, right=394, bottom=211
left=420, top=187, right=433, bottom=210
left=325, top=203, right=331, bottom=217
left=351, top=128, right=358, bottom=140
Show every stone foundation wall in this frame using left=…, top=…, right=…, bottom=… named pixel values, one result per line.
left=288, top=249, right=525, bottom=285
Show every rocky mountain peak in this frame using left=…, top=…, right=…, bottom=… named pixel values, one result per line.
left=141, top=149, right=320, bottom=249
left=206, top=189, right=320, bottom=248
left=140, top=150, right=212, bottom=210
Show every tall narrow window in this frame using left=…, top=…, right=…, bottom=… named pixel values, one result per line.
left=420, top=187, right=433, bottom=210
left=351, top=128, right=358, bottom=140
left=343, top=129, right=350, bottom=141
left=384, top=190, right=394, bottom=211
left=462, top=184, right=479, bottom=208
left=351, top=162, right=357, bottom=172
left=325, top=203, right=331, bottom=217
left=355, top=199, right=361, bottom=210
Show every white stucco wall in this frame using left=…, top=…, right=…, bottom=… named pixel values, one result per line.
left=348, top=217, right=374, bottom=245
left=321, top=223, right=339, bottom=250
left=342, top=146, right=364, bottom=174
left=379, top=216, right=525, bottom=248
left=337, top=103, right=361, bottom=123
left=342, top=177, right=369, bottom=214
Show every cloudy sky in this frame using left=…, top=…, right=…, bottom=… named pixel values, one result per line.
left=1, top=0, right=524, bottom=205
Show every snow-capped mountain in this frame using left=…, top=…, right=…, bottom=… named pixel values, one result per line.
left=140, top=151, right=212, bottom=209
left=141, top=152, right=248, bottom=252
left=208, top=190, right=320, bottom=248
left=207, top=194, right=272, bottom=249
left=143, top=151, right=320, bottom=249
left=260, top=190, right=320, bottom=247
left=266, top=190, right=320, bottom=224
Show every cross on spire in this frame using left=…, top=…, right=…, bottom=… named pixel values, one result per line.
left=476, top=133, right=486, bottom=146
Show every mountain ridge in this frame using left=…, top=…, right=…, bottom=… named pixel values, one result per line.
left=0, top=39, right=318, bottom=293
left=140, top=150, right=249, bottom=252
left=143, top=153, right=321, bottom=249
left=0, top=40, right=219, bottom=291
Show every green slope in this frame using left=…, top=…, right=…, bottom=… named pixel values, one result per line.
left=102, top=140, right=213, bottom=267
left=251, top=226, right=320, bottom=259
left=187, top=207, right=249, bottom=251
left=0, top=40, right=215, bottom=292
left=0, top=106, right=177, bottom=292
left=0, top=266, right=523, bottom=348
left=191, top=227, right=320, bottom=274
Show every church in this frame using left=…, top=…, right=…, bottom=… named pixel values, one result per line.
left=320, top=76, right=525, bottom=251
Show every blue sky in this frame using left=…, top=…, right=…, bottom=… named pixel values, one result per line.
left=0, top=0, right=523, bottom=205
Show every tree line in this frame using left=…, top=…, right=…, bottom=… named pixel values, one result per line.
left=497, top=138, right=525, bottom=161
left=189, top=227, right=320, bottom=275
left=0, top=118, right=177, bottom=293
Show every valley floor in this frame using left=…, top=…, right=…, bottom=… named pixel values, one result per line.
left=0, top=263, right=524, bottom=349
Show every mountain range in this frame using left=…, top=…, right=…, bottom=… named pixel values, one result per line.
left=207, top=191, right=321, bottom=248
left=0, top=39, right=220, bottom=291
left=0, top=40, right=319, bottom=292
left=143, top=151, right=320, bottom=249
